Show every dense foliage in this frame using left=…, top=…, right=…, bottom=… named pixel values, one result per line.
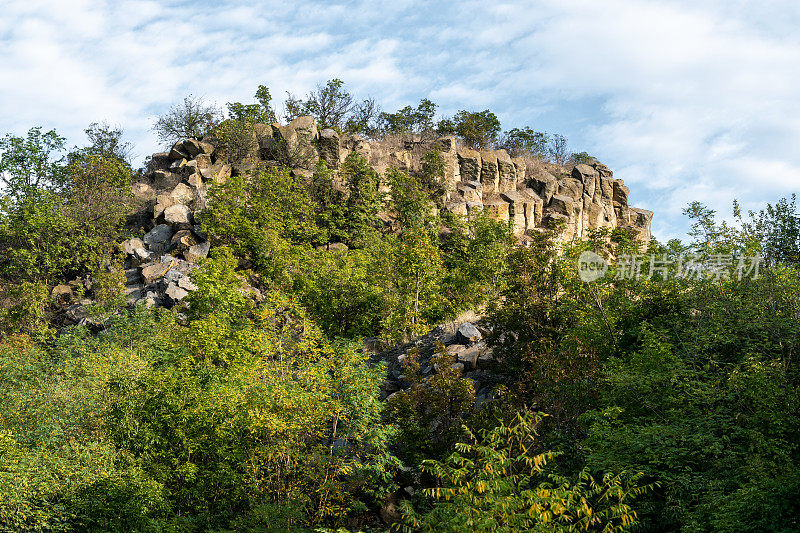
left=1, top=82, right=799, bottom=531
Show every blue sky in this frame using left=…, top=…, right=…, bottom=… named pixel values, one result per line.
left=1, top=0, right=799, bottom=241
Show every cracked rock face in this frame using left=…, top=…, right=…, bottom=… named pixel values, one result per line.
left=116, top=116, right=653, bottom=312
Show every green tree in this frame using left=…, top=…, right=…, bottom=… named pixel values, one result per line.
left=378, top=98, right=438, bottom=137
left=226, top=84, right=278, bottom=124
left=377, top=226, right=444, bottom=340
left=344, top=97, right=382, bottom=138
left=0, top=126, right=130, bottom=286
left=199, top=165, right=320, bottom=285
left=153, top=94, right=221, bottom=144
left=284, top=79, right=354, bottom=131
left=499, top=127, right=549, bottom=157
left=439, top=110, right=501, bottom=149
left=0, top=127, right=67, bottom=200
left=341, top=152, right=383, bottom=247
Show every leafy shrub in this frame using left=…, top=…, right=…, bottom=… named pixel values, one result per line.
left=400, top=410, right=649, bottom=532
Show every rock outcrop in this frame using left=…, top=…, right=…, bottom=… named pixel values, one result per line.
left=176, top=117, right=652, bottom=243
left=116, top=116, right=652, bottom=310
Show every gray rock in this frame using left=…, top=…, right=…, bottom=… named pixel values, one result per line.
left=447, top=344, right=466, bottom=356
left=143, top=224, right=173, bottom=250
left=135, top=296, right=158, bottom=308
left=169, top=142, right=189, bottom=160
left=457, top=343, right=485, bottom=369
left=177, top=276, right=197, bottom=292
left=456, top=322, right=482, bottom=344
left=140, top=261, right=174, bottom=285
left=132, top=247, right=151, bottom=262
left=168, top=144, right=188, bottom=161
left=150, top=170, right=181, bottom=191
left=149, top=152, right=171, bottom=171
left=181, top=139, right=202, bottom=157
left=170, top=229, right=199, bottom=254
left=124, top=268, right=142, bottom=284
left=131, top=182, right=155, bottom=201
left=169, top=183, right=195, bottom=205
left=121, top=238, right=146, bottom=256
left=548, top=195, right=574, bottom=217
left=124, top=284, right=144, bottom=302
left=185, top=241, right=210, bottom=262
left=165, top=283, right=189, bottom=304
left=164, top=204, right=192, bottom=226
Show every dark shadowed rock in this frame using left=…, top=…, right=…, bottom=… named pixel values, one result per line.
left=456, top=322, right=482, bottom=344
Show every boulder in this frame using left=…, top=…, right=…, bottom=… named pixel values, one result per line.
left=168, top=143, right=189, bottom=160
left=519, top=187, right=544, bottom=227
left=456, top=322, right=482, bottom=344
left=164, top=283, right=189, bottom=305
left=140, top=261, right=173, bottom=285
left=447, top=344, right=467, bottom=356
left=289, top=115, right=318, bottom=141
left=456, top=180, right=483, bottom=203
left=557, top=178, right=583, bottom=200
left=457, top=344, right=482, bottom=369
left=185, top=241, right=210, bottom=262
left=500, top=190, right=528, bottom=234
left=150, top=170, right=181, bottom=191
left=164, top=204, right=192, bottom=226
left=121, top=238, right=146, bottom=256
left=195, top=153, right=212, bottom=170
left=529, top=172, right=557, bottom=204
left=200, top=162, right=231, bottom=184
left=482, top=195, right=509, bottom=223
left=170, top=230, right=199, bottom=254
left=169, top=183, right=195, bottom=205
left=572, top=163, right=598, bottom=182
left=149, top=152, right=171, bottom=171
left=187, top=172, right=203, bottom=189
left=132, top=182, right=156, bottom=201
left=628, top=208, right=653, bottom=242
left=548, top=195, right=574, bottom=217
left=143, top=224, right=174, bottom=252
left=612, top=180, right=630, bottom=206
left=181, top=138, right=203, bottom=157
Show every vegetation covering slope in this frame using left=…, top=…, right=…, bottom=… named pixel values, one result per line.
left=0, top=81, right=798, bottom=532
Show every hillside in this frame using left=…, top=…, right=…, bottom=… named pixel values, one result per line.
left=0, top=90, right=799, bottom=533
left=107, top=115, right=652, bottom=313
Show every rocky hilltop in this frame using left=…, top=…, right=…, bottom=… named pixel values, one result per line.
left=110, top=115, right=652, bottom=312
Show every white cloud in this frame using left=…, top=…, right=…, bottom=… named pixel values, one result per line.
left=0, top=0, right=798, bottom=241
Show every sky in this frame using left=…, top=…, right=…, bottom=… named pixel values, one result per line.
left=1, top=0, right=799, bottom=241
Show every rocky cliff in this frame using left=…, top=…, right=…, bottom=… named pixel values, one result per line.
left=113, top=115, right=652, bottom=310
